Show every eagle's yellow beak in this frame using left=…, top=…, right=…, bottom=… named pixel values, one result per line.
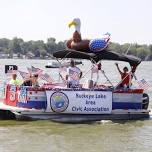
left=68, top=21, right=77, bottom=28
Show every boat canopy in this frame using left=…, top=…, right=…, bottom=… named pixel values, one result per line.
left=53, top=49, right=141, bottom=66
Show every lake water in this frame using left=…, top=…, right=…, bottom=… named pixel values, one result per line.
left=0, top=59, right=151, bottom=152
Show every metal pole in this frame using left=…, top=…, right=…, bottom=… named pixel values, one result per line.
left=100, top=70, right=114, bottom=87
left=114, top=71, right=132, bottom=89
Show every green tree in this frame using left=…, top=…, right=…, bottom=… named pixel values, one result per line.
left=9, top=37, right=23, bottom=54
left=0, top=38, right=10, bottom=48
left=40, top=49, right=47, bottom=58
left=108, top=42, right=122, bottom=53
left=136, top=46, right=150, bottom=60
left=46, top=37, right=58, bottom=53
left=0, top=36, right=150, bottom=60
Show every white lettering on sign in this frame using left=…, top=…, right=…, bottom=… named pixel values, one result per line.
left=9, top=66, right=13, bottom=71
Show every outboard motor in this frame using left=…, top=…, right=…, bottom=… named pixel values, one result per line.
left=142, top=93, right=149, bottom=109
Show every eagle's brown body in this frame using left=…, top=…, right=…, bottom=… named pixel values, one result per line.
left=66, top=31, right=90, bottom=52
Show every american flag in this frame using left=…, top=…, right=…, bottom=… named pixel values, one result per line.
left=89, top=39, right=108, bottom=52
left=59, top=67, right=67, bottom=80
left=31, top=66, right=43, bottom=74
left=59, top=67, right=67, bottom=73
left=40, top=73, right=53, bottom=83
left=137, top=79, right=150, bottom=90
left=104, top=32, right=111, bottom=36
left=19, top=71, right=30, bottom=79
left=27, top=67, right=32, bottom=74
left=27, top=66, right=43, bottom=75
left=71, top=72, right=80, bottom=80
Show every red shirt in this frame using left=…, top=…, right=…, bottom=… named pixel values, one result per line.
left=121, top=73, right=130, bottom=86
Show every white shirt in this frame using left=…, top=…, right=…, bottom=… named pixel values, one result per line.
left=67, top=66, right=81, bottom=86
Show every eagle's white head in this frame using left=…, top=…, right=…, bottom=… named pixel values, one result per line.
left=68, top=18, right=81, bottom=34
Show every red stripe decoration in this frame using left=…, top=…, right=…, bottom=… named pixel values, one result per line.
left=71, top=72, right=80, bottom=80
left=40, top=73, right=53, bottom=83
left=137, top=79, right=150, bottom=90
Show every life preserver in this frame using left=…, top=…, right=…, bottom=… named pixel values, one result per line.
left=142, top=93, right=149, bottom=109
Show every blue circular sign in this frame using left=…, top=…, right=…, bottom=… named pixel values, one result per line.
left=50, top=92, right=69, bottom=112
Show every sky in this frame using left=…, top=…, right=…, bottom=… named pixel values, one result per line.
left=0, top=0, right=151, bottom=44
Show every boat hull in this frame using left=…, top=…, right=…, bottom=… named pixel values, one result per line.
left=0, top=85, right=150, bottom=123
left=13, top=110, right=150, bottom=123
left=0, top=101, right=150, bottom=123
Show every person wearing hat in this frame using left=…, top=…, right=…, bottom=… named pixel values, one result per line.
left=9, top=74, right=22, bottom=85
left=66, top=60, right=82, bottom=88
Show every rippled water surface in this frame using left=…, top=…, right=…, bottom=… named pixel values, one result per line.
left=0, top=59, right=151, bottom=152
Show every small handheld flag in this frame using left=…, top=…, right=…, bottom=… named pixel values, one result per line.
left=19, top=71, right=30, bottom=79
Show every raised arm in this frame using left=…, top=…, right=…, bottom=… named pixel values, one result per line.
left=115, top=63, right=122, bottom=75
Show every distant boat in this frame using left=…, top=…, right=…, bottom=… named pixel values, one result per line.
left=45, top=60, right=83, bottom=68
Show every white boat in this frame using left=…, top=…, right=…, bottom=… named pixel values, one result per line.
left=45, top=60, right=83, bottom=68
left=0, top=49, right=150, bottom=123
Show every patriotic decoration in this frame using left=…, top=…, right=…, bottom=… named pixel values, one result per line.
left=104, top=32, right=111, bottom=37
left=89, top=39, right=108, bottom=52
left=137, top=79, right=150, bottom=90
left=27, top=66, right=43, bottom=75
left=31, top=66, right=43, bottom=74
left=59, top=67, right=67, bottom=73
left=103, top=32, right=111, bottom=42
left=18, top=87, right=27, bottom=102
left=27, top=67, right=32, bottom=74
left=40, top=73, right=53, bottom=83
left=59, top=67, right=67, bottom=81
left=19, top=71, right=30, bottom=79
left=71, top=72, right=80, bottom=80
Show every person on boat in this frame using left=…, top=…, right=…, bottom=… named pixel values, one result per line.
left=66, top=59, right=82, bottom=88
left=32, top=74, right=39, bottom=87
left=22, top=74, right=32, bottom=86
left=115, top=63, right=133, bottom=88
left=22, top=74, right=39, bottom=87
left=9, top=73, right=22, bottom=85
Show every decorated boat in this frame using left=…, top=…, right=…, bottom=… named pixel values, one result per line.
left=0, top=49, right=150, bottom=123
left=0, top=18, right=150, bottom=123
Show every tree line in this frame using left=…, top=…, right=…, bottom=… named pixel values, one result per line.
left=0, top=37, right=151, bottom=60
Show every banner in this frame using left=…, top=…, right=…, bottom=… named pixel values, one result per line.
left=46, top=90, right=112, bottom=114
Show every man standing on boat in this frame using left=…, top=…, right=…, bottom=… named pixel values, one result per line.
left=66, top=60, right=82, bottom=88
left=115, top=63, right=133, bottom=88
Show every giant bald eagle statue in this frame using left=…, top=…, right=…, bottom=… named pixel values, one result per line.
left=66, top=18, right=110, bottom=52
left=53, top=18, right=141, bottom=68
